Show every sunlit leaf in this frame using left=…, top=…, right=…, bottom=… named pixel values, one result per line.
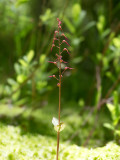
left=97, top=15, right=105, bottom=33
left=107, top=103, right=116, bottom=122
left=19, top=59, right=28, bottom=67
left=72, top=3, right=81, bottom=21
left=54, top=123, right=65, bottom=132
left=17, top=74, right=26, bottom=83
left=113, top=38, right=120, bottom=48
left=103, top=123, right=114, bottom=130
left=115, top=130, right=120, bottom=136
left=15, top=0, right=29, bottom=7
left=27, top=50, right=34, bottom=63
left=64, top=17, right=75, bottom=33
left=52, top=117, right=59, bottom=126
left=39, top=54, right=46, bottom=64
left=14, top=63, right=21, bottom=74
left=7, top=78, right=16, bottom=85
left=52, top=117, right=65, bottom=132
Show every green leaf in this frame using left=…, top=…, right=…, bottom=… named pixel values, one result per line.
left=7, top=79, right=16, bottom=86
left=54, top=123, right=65, bottom=132
left=27, top=50, right=34, bottom=63
left=78, top=99, right=85, bottom=108
left=19, top=59, right=28, bottom=67
left=17, top=74, right=26, bottom=83
left=12, top=90, right=20, bottom=101
left=107, top=103, right=116, bottom=122
left=15, top=0, right=29, bottom=7
left=115, top=130, right=120, bottom=136
left=113, top=37, right=120, bottom=48
left=14, top=63, right=21, bottom=74
left=52, top=117, right=65, bottom=132
left=103, top=57, right=109, bottom=70
left=107, top=103, right=115, bottom=114
left=72, top=3, right=81, bottom=21
left=40, top=9, right=55, bottom=24
left=64, top=17, right=75, bottom=33
left=95, top=86, right=102, bottom=107
left=113, top=118, right=120, bottom=126
left=97, top=15, right=105, bottom=33
left=82, top=21, right=96, bottom=33
left=52, top=117, right=59, bottom=126
left=113, top=91, right=119, bottom=116
left=72, top=37, right=84, bottom=46
left=39, top=54, right=46, bottom=64
left=72, top=57, right=82, bottom=64
left=103, top=123, right=114, bottom=130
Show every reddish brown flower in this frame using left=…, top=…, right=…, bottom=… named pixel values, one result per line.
left=63, top=48, right=70, bottom=55
left=62, top=40, right=70, bottom=46
left=61, top=33, right=68, bottom=40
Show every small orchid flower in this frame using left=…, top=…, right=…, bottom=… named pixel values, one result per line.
left=63, top=48, right=70, bottom=55
left=48, top=61, right=57, bottom=65
left=51, top=44, right=55, bottom=51
left=61, top=33, right=68, bottom=40
left=57, top=18, right=62, bottom=25
left=62, top=40, right=70, bottom=46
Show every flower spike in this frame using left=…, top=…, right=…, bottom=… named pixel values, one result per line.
left=49, top=18, right=72, bottom=160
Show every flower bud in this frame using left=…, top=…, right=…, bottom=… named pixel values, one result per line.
left=59, top=25, right=62, bottom=31
left=64, top=67, right=73, bottom=70
left=55, top=31, right=58, bottom=34
left=65, top=67, right=69, bottom=70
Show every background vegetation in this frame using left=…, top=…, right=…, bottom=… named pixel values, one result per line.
left=0, top=0, right=120, bottom=159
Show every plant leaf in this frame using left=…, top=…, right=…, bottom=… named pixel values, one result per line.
left=54, top=123, right=65, bottom=132
left=107, top=103, right=116, bottom=121
left=52, top=117, right=59, bottom=126
left=52, top=117, right=65, bottom=132
left=27, top=50, right=34, bottom=63
left=19, top=59, right=28, bottom=67
left=103, top=123, right=114, bottom=130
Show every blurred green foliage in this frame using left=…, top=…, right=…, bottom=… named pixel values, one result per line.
left=0, top=0, right=120, bottom=156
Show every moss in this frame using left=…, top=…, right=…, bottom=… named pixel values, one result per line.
left=0, top=124, right=120, bottom=160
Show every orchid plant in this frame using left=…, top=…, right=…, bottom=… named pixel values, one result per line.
left=49, top=18, right=72, bottom=160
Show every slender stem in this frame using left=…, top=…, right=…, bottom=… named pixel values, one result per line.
left=56, top=131, right=60, bottom=160
left=56, top=26, right=62, bottom=160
